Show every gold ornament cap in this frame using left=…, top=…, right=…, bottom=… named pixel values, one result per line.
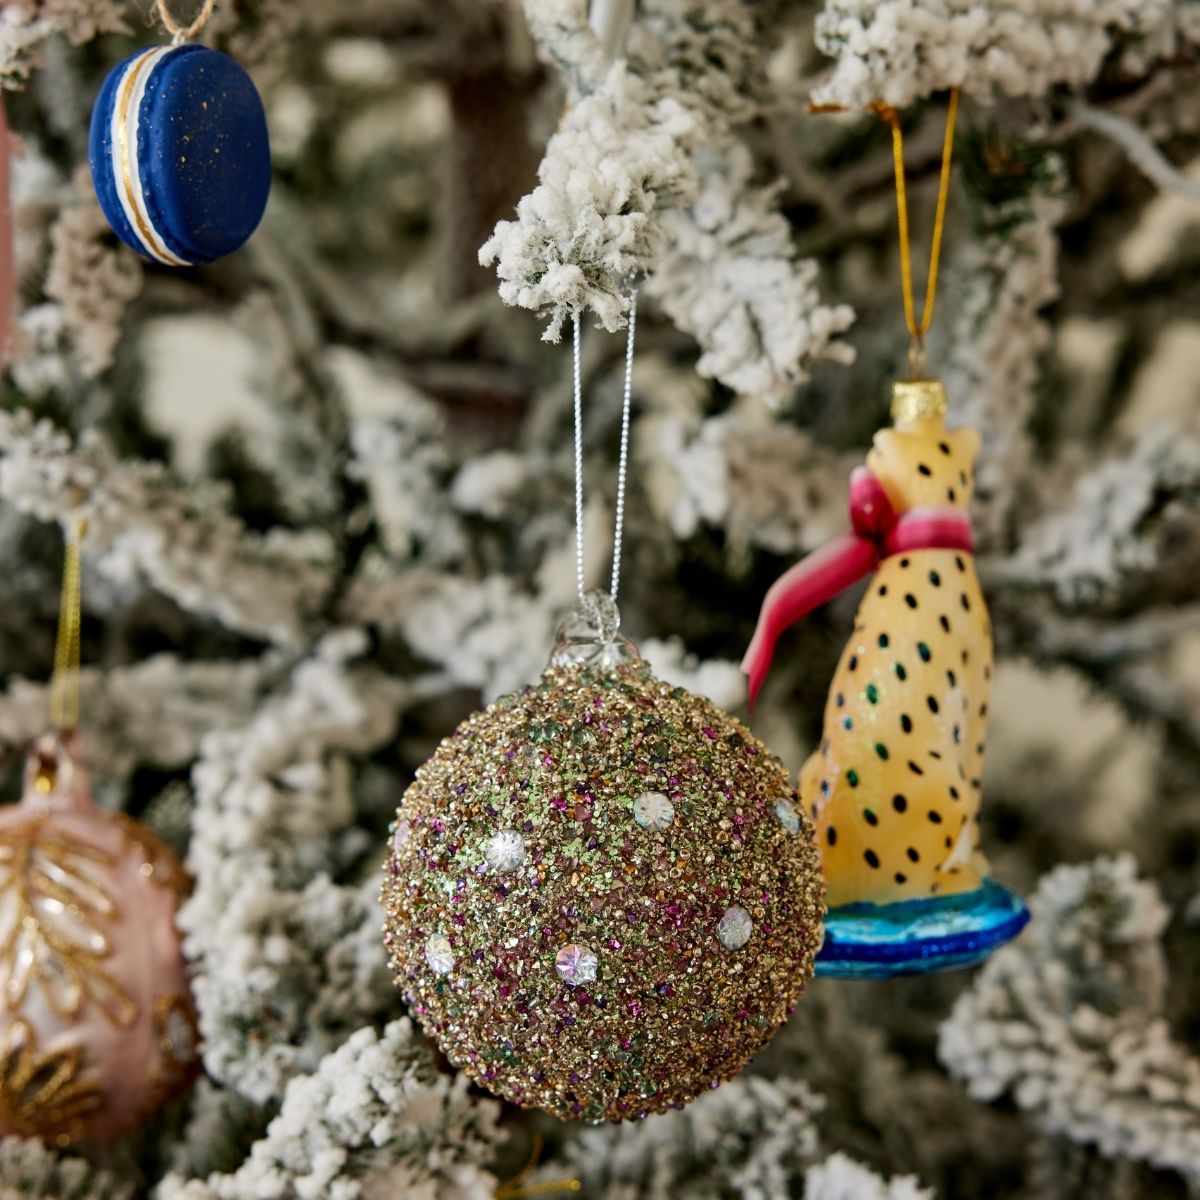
left=891, top=379, right=948, bottom=428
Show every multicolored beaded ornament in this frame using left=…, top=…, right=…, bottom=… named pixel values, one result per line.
left=381, top=299, right=826, bottom=1120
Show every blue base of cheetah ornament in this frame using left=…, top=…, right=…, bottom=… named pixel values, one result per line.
left=89, top=45, right=270, bottom=266
left=815, top=879, right=1029, bottom=979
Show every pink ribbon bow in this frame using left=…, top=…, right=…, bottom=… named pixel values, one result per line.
left=741, top=467, right=974, bottom=709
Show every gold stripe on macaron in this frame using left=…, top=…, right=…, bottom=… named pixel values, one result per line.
left=114, top=48, right=189, bottom=266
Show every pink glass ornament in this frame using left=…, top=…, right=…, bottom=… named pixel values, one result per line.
left=0, top=730, right=198, bottom=1144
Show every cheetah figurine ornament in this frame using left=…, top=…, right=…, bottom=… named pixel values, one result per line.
left=743, top=379, right=1028, bottom=978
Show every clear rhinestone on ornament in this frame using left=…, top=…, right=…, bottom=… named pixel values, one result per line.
left=775, top=798, right=801, bottom=834
left=632, top=792, right=675, bottom=832
left=555, top=944, right=598, bottom=986
left=425, top=932, right=455, bottom=975
left=718, top=906, right=753, bottom=950
left=484, top=828, right=525, bottom=873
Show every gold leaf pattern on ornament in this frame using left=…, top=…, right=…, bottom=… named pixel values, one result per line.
left=0, top=820, right=137, bottom=1028
left=0, top=1018, right=104, bottom=1142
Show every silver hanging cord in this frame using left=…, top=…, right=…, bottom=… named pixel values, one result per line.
left=572, top=311, right=586, bottom=602
left=610, top=291, right=637, bottom=600
left=571, top=292, right=639, bottom=604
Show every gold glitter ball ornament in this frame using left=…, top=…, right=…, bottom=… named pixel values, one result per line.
left=382, top=593, right=824, bottom=1122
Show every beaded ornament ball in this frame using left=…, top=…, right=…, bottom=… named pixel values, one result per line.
left=382, top=595, right=824, bottom=1121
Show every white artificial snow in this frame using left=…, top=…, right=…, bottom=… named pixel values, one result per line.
left=156, top=1021, right=502, bottom=1200
left=811, top=0, right=1198, bottom=109
left=482, top=0, right=853, bottom=394
left=181, top=635, right=408, bottom=1103
left=0, top=411, right=334, bottom=645
left=941, top=856, right=1200, bottom=1183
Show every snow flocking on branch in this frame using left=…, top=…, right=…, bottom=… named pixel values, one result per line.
left=345, top=372, right=468, bottom=566
left=644, top=138, right=855, bottom=402
left=1000, top=427, right=1200, bottom=607
left=0, top=656, right=268, bottom=785
left=156, top=1020, right=503, bottom=1200
left=7, top=144, right=143, bottom=396
left=481, top=0, right=854, bottom=397
left=811, top=0, right=1200, bottom=110
left=555, top=1074, right=932, bottom=1200
left=805, top=1153, right=933, bottom=1200
left=479, top=59, right=689, bottom=338
left=940, top=855, right=1200, bottom=1184
left=0, top=1136, right=133, bottom=1200
left=180, top=633, right=408, bottom=1105
left=0, top=0, right=128, bottom=88
left=637, top=405, right=854, bottom=555
left=42, top=168, right=143, bottom=378
left=0, top=410, right=333, bottom=646
left=557, top=1075, right=823, bottom=1200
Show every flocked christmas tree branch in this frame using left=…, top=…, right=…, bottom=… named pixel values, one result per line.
left=157, top=1020, right=503, bottom=1200
left=479, top=0, right=854, bottom=399
left=554, top=1074, right=932, bottom=1199
left=0, top=411, right=333, bottom=645
left=941, top=855, right=1200, bottom=1184
left=810, top=0, right=1200, bottom=109
left=180, top=633, right=408, bottom=1103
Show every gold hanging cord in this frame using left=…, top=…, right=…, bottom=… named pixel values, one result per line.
left=154, top=0, right=218, bottom=43
left=494, top=1136, right=582, bottom=1199
left=48, top=516, right=87, bottom=732
left=811, top=88, right=960, bottom=379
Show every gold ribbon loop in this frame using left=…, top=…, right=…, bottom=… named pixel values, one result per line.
left=809, top=89, right=961, bottom=378
left=869, top=89, right=960, bottom=360
left=49, top=517, right=87, bottom=732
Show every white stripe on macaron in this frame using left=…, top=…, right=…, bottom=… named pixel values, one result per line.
left=110, top=46, right=191, bottom=266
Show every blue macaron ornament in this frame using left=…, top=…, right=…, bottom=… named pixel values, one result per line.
left=89, top=44, right=270, bottom=266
